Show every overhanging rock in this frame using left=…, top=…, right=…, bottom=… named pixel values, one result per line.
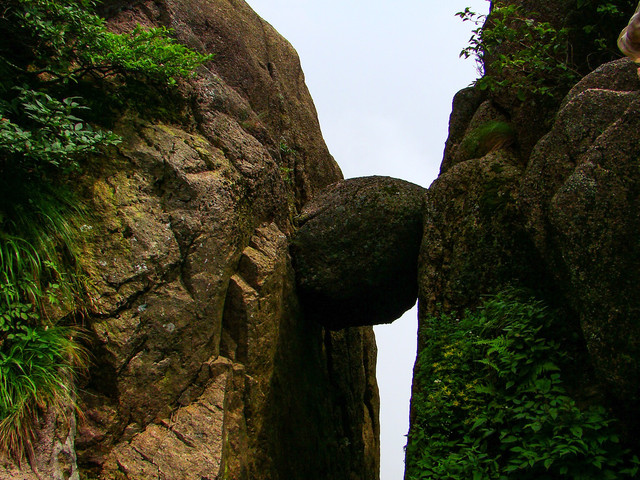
left=291, top=176, right=427, bottom=329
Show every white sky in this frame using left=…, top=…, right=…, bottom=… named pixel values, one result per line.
left=245, top=1, right=490, bottom=478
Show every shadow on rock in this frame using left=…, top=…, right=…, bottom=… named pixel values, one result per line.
left=290, top=176, right=427, bottom=330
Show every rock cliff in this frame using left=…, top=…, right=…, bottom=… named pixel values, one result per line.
left=520, top=58, right=640, bottom=435
left=0, top=1, right=379, bottom=479
left=406, top=1, right=640, bottom=475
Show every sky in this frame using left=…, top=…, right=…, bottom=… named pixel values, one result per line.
left=245, top=1, right=490, bottom=478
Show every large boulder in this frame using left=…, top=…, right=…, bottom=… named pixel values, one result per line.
left=291, top=176, right=427, bottom=330
left=521, top=58, right=640, bottom=431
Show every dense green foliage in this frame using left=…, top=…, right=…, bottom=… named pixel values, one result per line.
left=457, top=0, right=637, bottom=102
left=0, top=324, right=87, bottom=460
left=406, top=292, right=639, bottom=479
left=0, top=0, right=210, bottom=461
left=458, top=4, right=577, bottom=101
left=0, top=0, right=211, bottom=177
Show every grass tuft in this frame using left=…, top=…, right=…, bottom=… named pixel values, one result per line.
left=0, top=325, right=87, bottom=461
left=0, top=178, right=90, bottom=462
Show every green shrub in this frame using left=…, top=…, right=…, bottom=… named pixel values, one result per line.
left=0, top=323, right=87, bottom=460
left=0, top=188, right=89, bottom=461
left=0, top=89, right=121, bottom=175
left=0, top=0, right=213, bottom=179
left=405, top=291, right=639, bottom=479
left=458, top=4, right=579, bottom=102
left=457, top=1, right=637, bottom=103
left=0, top=0, right=211, bottom=86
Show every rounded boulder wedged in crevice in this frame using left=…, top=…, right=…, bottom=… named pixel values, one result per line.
left=290, top=176, right=427, bottom=330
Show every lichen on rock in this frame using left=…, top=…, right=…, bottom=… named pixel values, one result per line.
left=0, top=1, right=381, bottom=479
left=291, top=176, right=427, bottom=330
left=521, top=58, right=640, bottom=433
left=407, top=51, right=640, bottom=477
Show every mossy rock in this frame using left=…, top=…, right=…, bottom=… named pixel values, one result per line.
left=291, top=176, right=426, bottom=329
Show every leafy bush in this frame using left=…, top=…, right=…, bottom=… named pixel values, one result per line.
left=457, top=1, right=637, bottom=102
left=1, top=0, right=211, bottom=86
left=0, top=89, right=121, bottom=175
left=405, top=291, right=639, bottom=479
left=458, top=4, right=580, bottom=101
left=0, top=0, right=212, bottom=179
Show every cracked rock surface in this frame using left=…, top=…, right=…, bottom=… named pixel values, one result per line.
left=291, top=176, right=427, bottom=330
left=0, top=1, right=379, bottom=479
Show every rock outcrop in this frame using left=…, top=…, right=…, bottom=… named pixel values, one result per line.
left=521, top=58, right=640, bottom=432
left=291, top=176, right=427, bottom=329
left=419, top=148, right=543, bottom=314
left=408, top=44, right=640, bottom=478
left=7, top=0, right=640, bottom=478
left=1, top=1, right=379, bottom=479
left=405, top=2, right=640, bottom=466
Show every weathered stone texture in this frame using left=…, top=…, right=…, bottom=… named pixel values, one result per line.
left=409, top=56, right=640, bottom=467
left=3, top=1, right=379, bottom=479
left=104, top=0, right=342, bottom=208
left=419, top=150, right=541, bottom=315
left=520, top=58, right=640, bottom=431
left=290, top=176, right=427, bottom=329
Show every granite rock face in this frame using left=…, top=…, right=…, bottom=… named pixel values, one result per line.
left=405, top=3, right=640, bottom=465
left=521, top=58, right=640, bottom=431
left=419, top=149, right=542, bottom=314
left=291, top=176, right=427, bottom=330
left=1, top=1, right=379, bottom=479
left=407, top=55, right=640, bottom=469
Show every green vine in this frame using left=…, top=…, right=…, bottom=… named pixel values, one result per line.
left=457, top=1, right=637, bottom=103
left=405, top=291, right=639, bottom=479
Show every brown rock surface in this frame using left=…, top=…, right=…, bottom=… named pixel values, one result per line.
left=290, top=176, right=427, bottom=330
left=103, top=0, right=341, bottom=208
left=4, top=1, right=379, bottom=479
left=419, top=149, right=542, bottom=315
left=407, top=56, right=640, bottom=470
left=521, top=58, right=640, bottom=431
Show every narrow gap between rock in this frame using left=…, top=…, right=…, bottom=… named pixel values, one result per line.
left=373, top=301, right=418, bottom=480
